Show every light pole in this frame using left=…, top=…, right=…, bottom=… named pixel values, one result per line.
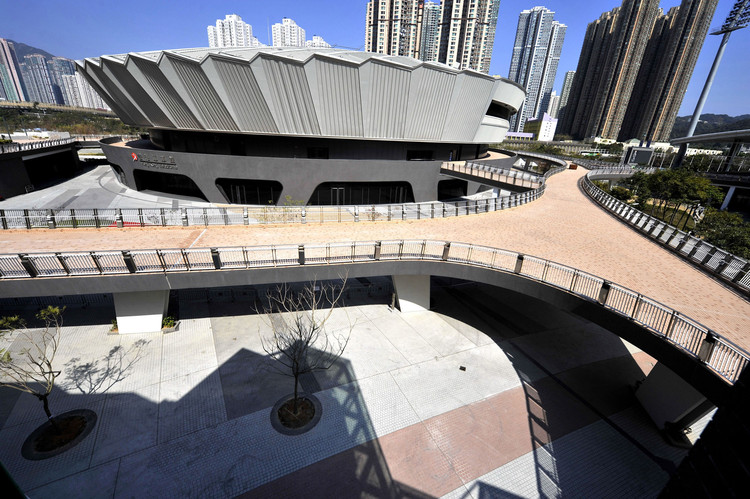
left=674, top=0, right=750, bottom=168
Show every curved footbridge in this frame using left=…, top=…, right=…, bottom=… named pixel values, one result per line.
left=1, top=169, right=749, bottom=399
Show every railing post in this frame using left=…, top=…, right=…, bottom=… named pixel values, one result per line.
left=597, top=281, right=611, bottom=305
left=514, top=254, right=524, bottom=274
left=210, top=248, right=222, bottom=269
left=298, top=244, right=305, bottom=265
left=138, top=208, right=144, bottom=227
left=401, top=205, right=406, bottom=220
left=630, top=294, right=642, bottom=319
left=374, top=241, right=381, bottom=260
left=94, top=209, right=101, bottom=229
left=23, top=209, right=31, bottom=229
left=122, top=251, right=137, bottom=273
left=301, top=207, right=306, bottom=224
left=19, top=254, right=38, bottom=277
left=354, top=206, right=360, bottom=222
left=47, top=210, right=56, bottom=229
left=70, top=208, right=78, bottom=229
left=156, top=249, right=167, bottom=270
left=676, top=234, right=691, bottom=252
left=701, top=247, right=718, bottom=265
left=688, top=240, right=704, bottom=259
left=181, top=208, right=189, bottom=227
left=55, top=253, right=71, bottom=274
left=116, top=209, right=124, bottom=228
left=697, top=331, right=717, bottom=363
left=0, top=210, right=6, bottom=230
left=715, top=258, right=730, bottom=275
left=387, top=205, right=392, bottom=221
left=441, top=242, right=451, bottom=261
left=732, top=262, right=750, bottom=284
left=161, top=208, right=167, bottom=226
left=431, top=203, right=435, bottom=219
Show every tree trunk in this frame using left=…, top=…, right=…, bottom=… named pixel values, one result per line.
left=37, top=393, right=59, bottom=429
left=293, top=373, right=299, bottom=413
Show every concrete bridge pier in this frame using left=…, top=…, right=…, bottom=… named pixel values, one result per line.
left=635, top=362, right=715, bottom=447
left=113, top=290, right=169, bottom=334
left=392, top=275, right=431, bottom=312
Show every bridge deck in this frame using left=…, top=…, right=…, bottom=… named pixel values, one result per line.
left=2, top=167, right=749, bottom=349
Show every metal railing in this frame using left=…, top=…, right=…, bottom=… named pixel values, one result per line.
left=581, top=169, right=750, bottom=295
left=441, top=161, right=543, bottom=188
left=0, top=138, right=77, bottom=154
left=0, top=159, right=566, bottom=230
left=1, top=239, right=746, bottom=384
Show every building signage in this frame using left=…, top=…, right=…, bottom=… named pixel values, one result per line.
left=134, top=152, right=178, bottom=170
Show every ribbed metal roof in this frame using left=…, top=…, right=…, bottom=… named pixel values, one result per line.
left=78, top=47, right=525, bottom=143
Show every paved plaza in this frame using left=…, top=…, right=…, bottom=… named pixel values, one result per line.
left=1, top=167, right=748, bottom=350
left=0, top=282, right=707, bottom=498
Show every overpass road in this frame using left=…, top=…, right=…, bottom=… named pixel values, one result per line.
left=1, top=167, right=749, bottom=350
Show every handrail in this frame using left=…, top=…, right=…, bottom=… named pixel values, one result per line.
left=1, top=238, right=746, bottom=384
left=0, top=138, right=77, bottom=154
left=581, top=169, right=750, bottom=296
left=0, top=159, right=567, bottom=230
left=0, top=135, right=141, bottom=155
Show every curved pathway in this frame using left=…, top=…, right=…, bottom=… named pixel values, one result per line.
left=2, top=168, right=749, bottom=348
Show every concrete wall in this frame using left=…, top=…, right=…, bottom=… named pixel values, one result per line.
left=102, top=141, right=444, bottom=204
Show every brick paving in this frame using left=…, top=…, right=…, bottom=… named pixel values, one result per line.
left=1, top=285, right=685, bottom=498
left=1, top=168, right=748, bottom=349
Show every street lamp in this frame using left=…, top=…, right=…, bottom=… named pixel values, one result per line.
left=674, top=0, right=750, bottom=168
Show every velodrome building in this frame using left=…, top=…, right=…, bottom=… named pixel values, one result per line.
left=76, top=47, right=525, bottom=205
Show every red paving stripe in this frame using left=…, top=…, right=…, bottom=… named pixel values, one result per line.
left=240, top=352, right=652, bottom=497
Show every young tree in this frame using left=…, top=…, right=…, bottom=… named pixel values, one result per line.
left=0, top=306, right=65, bottom=424
left=259, top=278, right=352, bottom=414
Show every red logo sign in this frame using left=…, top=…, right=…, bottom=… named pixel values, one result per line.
left=131, top=153, right=138, bottom=161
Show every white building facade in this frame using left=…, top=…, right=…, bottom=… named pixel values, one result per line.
left=272, top=18, right=306, bottom=47
left=207, top=14, right=263, bottom=48
left=508, top=7, right=566, bottom=132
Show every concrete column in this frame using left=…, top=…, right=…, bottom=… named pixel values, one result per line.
left=635, top=362, right=711, bottom=437
left=114, top=290, right=169, bottom=334
left=720, top=186, right=736, bottom=211
left=392, top=275, right=430, bottom=312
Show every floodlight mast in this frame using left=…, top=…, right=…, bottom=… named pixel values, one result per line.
left=674, top=0, right=750, bottom=168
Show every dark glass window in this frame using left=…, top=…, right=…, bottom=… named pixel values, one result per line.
left=307, top=147, right=329, bottom=159
left=407, top=150, right=434, bottom=161
left=133, top=169, right=208, bottom=201
left=309, top=182, right=415, bottom=205
left=438, top=179, right=467, bottom=200
left=215, top=179, right=283, bottom=205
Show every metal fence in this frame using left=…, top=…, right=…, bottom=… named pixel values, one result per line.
left=581, top=169, right=750, bottom=295
left=0, top=138, right=77, bottom=154
left=1, top=238, right=746, bottom=384
left=0, top=159, right=567, bottom=230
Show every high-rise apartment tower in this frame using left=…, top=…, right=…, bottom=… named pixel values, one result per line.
left=20, top=54, right=55, bottom=104
left=0, top=38, right=27, bottom=102
left=420, top=1, right=441, bottom=62
left=507, top=6, right=566, bottom=132
left=558, top=0, right=661, bottom=140
left=207, top=14, right=263, bottom=48
left=557, top=70, right=575, bottom=119
left=618, top=0, right=718, bottom=142
left=272, top=18, right=306, bottom=47
left=365, top=1, right=423, bottom=58
left=365, top=1, right=500, bottom=73
left=438, top=0, right=501, bottom=73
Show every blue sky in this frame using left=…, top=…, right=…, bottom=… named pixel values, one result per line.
left=1, top=1, right=747, bottom=116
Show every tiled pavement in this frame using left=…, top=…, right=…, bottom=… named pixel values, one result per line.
left=1, top=167, right=748, bottom=351
left=0, top=283, right=702, bottom=497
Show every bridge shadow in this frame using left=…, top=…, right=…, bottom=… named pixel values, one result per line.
left=430, top=277, right=679, bottom=497
left=0, top=287, right=431, bottom=497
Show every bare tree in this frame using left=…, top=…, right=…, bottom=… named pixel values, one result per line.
left=259, top=278, right=352, bottom=413
left=0, top=306, right=64, bottom=424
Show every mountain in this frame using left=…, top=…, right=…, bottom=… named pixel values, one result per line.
left=7, top=40, right=57, bottom=60
left=670, top=114, right=750, bottom=138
